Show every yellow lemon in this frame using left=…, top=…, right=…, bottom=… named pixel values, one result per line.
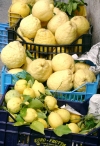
left=23, top=87, right=35, bottom=98
left=37, top=118, right=48, bottom=128
left=48, top=112, right=63, bottom=128
left=14, top=79, right=28, bottom=94
left=23, top=108, right=37, bottom=123
left=55, top=108, right=70, bottom=123
left=70, top=113, right=81, bottom=123
left=67, top=123, right=80, bottom=133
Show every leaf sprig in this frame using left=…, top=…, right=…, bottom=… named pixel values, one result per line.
left=54, top=0, right=87, bottom=17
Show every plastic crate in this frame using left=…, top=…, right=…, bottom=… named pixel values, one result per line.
left=0, top=85, right=100, bottom=146
left=0, top=65, right=100, bottom=101
left=8, top=18, right=93, bottom=59
left=8, top=9, right=22, bottom=27
left=0, top=23, right=9, bottom=52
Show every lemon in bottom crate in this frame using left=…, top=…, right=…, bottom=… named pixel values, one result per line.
left=55, top=108, right=71, bottom=123
left=14, top=79, right=30, bottom=94
left=67, top=123, right=80, bottom=134
left=5, top=89, right=21, bottom=103
left=70, top=113, right=81, bottom=123
left=48, top=112, right=63, bottom=129
left=23, top=87, right=35, bottom=98
left=23, top=108, right=37, bottom=123
left=37, top=118, right=48, bottom=128
left=7, top=97, right=22, bottom=114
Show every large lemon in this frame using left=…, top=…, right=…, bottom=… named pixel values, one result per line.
left=14, top=79, right=29, bottom=94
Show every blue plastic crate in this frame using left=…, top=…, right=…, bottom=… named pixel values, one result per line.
left=50, top=74, right=100, bottom=102
left=0, top=85, right=100, bottom=146
left=0, top=23, right=9, bottom=52
left=0, top=66, right=100, bottom=102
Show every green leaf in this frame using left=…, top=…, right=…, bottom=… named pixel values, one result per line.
left=72, top=2, right=78, bottom=11
left=28, top=98, right=44, bottom=109
left=66, top=2, right=73, bottom=15
left=37, top=111, right=47, bottom=119
left=84, top=120, right=96, bottom=130
left=54, top=125, right=71, bottom=137
left=13, top=70, right=35, bottom=83
left=20, top=108, right=27, bottom=117
left=22, top=95, right=32, bottom=103
left=30, top=121, right=45, bottom=135
left=28, top=79, right=34, bottom=88
left=26, top=50, right=35, bottom=60
left=45, top=89, right=52, bottom=96
left=14, top=121, right=30, bottom=126
left=15, top=114, right=24, bottom=122
left=0, top=106, right=8, bottom=111
left=14, top=121, right=24, bottom=126
left=27, top=4, right=33, bottom=14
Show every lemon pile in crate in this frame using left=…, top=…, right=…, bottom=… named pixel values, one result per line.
left=7, top=0, right=92, bottom=59
left=0, top=41, right=99, bottom=101
left=1, top=0, right=94, bottom=96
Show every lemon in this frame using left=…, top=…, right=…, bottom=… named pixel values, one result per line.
left=5, top=89, right=21, bottom=103
left=70, top=113, right=81, bottom=123
left=67, top=123, right=80, bottom=133
left=48, top=112, right=63, bottom=128
left=14, top=79, right=29, bottom=94
left=23, top=108, right=38, bottom=123
left=55, top=108, right=70, bottom=123
left=44, top=96, right=58, bottom=111
left=23, top=87, right=35, bottom=98
left=71, top=16, right=90, bottom=37
left=9, top=2, right=30, bottom=18
left=37, top=118, right=48, bottom=128
left=7, top=97, right=22, bottom=114
left=32, top=80, right=45, bottom=98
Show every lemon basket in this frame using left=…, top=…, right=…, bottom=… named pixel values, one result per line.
left=7, top=18, right=93, bottom=59
left=0, top=66, right=100, bottom=102
left=0, top=23, right=9, bottom=52
left=0, top=85, right=100, bottom=146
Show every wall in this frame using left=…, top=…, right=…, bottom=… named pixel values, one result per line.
left=0, top=0, right=11, bottom=23
left=86, top=0, right=100, bottom=45
left=0, top=0, right=100, bottom=45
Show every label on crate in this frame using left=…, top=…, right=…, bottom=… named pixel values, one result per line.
left=34, top=138, right=67, bottom=146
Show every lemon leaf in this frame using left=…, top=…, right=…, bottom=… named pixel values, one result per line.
left=15, top=114, right=24, bottom=122
left=54, top=125, right=71, bottom=137
left=14, top=121, right=24, bottom=126
left=28, top=98, right=44, bottom=109
left=37, top=111, right=47, bottom=119
left=45, top=89, right=52, bottom=96
left=20, top=108, right=27, bottom=117
left=30, top=121, right=45, bottom=135
left=22, top=95, right=32, bottom=102
left=13, top=70, right=35, bottom=83
left=14, top=121, right=30, bottom=126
